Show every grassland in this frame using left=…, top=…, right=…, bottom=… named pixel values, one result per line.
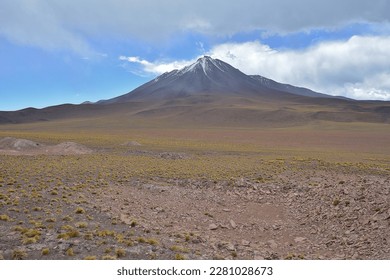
left=1, top=120, right=390, bottom=259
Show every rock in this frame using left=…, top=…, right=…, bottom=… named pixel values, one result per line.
left=272, top=224, right=281, bottom=230
left=27, top=244, right=47, bottom=251
left=384, top=209, right=390, bottom=220
left=226, top=243, right=236, bottom=251
left=352, top=252, right=359, bottom=259
left=229, top=219, right=237, bottom=229
left=241, top=240, right=250, bottom=246
left=120, top=214, right=132, bottom=225
left=209, top=224, right=219, bottom=230
left=191, top=236, right=204, bottom=244
left=253, top=251, right=265, bottom=260
left=267, top=240, right=278, bottom=250
left=294, top=237, right=307, bottom=243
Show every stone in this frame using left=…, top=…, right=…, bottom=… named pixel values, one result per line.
left=120, top=213, right=132, bottom=225
left=267, top=240, right=278, bottom=250
left=209, top=224, right=219, bottom=230
left=253, top=252, right=265, bottom=260
left=294, top=237, right=307, bottom=243
left=230, top=219, right=237, bottom=229
left=272, top=224, right=281, bottom=230
left=226, top=243, right=236, bottom=251
left=242, top=240, right=250, bottom=246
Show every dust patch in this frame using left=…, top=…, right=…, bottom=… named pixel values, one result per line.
left=0, top=137, right=93, bottom=155
left=121, top=141, right=142, bottom=146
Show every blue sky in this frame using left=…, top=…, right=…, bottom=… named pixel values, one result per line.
left=1, top=0, right=390, bottom=111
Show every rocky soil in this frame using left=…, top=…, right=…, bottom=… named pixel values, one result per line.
left=0, top=137, right=389, bottom=260
left=1, top=171, right=389, bottom=260
left=97, top=172, right=390, bottom=260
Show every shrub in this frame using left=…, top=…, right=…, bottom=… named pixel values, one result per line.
left=42, top=248, right=50, bottom=255
left=102, top=255, right=116, bottom=260
left=75, top=207, right=85, bottom=214
left=175, top=254, right=186, bottom=260
left=66, top=248, right=74, bottom=256
left=12, top=249, right=27, bottom=260
left=147, top=238, right=159, bottom=245
left=115, top=248, right=126, bottom=258
left=0, top=214, right=11, bottom=221
left=137, top=237, right=146, bottom=243
left=75, top=222, right=88, bottom=228
left=22, top=237, right=39, bottom=245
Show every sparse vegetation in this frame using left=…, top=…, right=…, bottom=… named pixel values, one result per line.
left=0, top=214, right=11, bottom=221
left=84, top=255, right=97, bottom=260
left=0, top=124, right=389, bottom=260
left=170, top=245, right=190, bottom=253
left=75, top=222, right=88, bottom=228
left=42, top=248, right=50, bottom=256
left=147, top=238, right=159, bottom=246
left=137, top=237, right=146, bottom=243
left=175, top=253, right=186, bottom=260
left=115, top=248, right=126, bottom=258
left=75, top=207, right=85, bottom=214
left=102, top=255, right=117, bottom=260
left=66, top=248, right=75, bottom=257
left=12, top=249, right=27, bottom=260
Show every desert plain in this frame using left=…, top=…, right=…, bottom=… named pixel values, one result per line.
left=1, top=117, right=389, bottom=260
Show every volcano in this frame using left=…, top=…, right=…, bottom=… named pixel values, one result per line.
left=99, top=56, right=331, bottom=104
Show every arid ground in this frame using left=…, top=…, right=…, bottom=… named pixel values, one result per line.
left=1, top=120, right=389, bottom=260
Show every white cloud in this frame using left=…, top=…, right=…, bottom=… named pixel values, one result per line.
left=124, top=36, right=390, bottom=100
left=119, top=56, right=195, bottom=75
left=1, top=0, right=390, bottom=53
left=205, top=36, right=390, bottom=100
left=0, top=0, right=92, bottom=54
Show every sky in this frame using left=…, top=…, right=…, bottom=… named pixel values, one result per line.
left=1, top=0, right=390, bottom=111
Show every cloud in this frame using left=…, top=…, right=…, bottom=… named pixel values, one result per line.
left=123, top=36, right=390, bottom=100
left=119, top=56, right=195, bottom=75
left=1, top=0, right=390, bottom=53
left=0, top=0, right=93, bottom=54
left=205, top=36, right=390, bottom=100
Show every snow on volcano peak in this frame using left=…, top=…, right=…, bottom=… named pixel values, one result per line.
left=179, top=56, right=222, bottom=76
